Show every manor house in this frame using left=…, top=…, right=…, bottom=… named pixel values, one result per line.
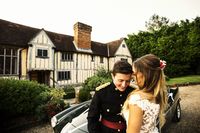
left=0, top=19, right=132, bottom=87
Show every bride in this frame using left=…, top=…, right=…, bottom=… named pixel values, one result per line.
left=122, top=54, right=167, bottom=133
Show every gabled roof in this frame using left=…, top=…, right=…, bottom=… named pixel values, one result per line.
left=0, top=19, right=39, bottom=47
left=45, top=31, right=76, bottom=52
left=0, top=19, right=107, bottom=56
left=107, top=38, right=124, bottom=57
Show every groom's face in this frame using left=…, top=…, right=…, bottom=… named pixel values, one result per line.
left=112, top=73, right=132, bottom=92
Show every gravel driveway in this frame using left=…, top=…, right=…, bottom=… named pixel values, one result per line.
left=19, top=85, right=200, bottom=133
left=163, top=85, right=200, bottom=133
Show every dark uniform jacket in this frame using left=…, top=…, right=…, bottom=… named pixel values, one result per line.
left=87, top=82, right=134, bottom=133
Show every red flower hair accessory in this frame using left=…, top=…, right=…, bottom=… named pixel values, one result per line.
left=160, top=60, right=166, bottom=70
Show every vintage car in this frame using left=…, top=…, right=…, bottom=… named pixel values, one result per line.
left=51, top=87, right=181, bottom=133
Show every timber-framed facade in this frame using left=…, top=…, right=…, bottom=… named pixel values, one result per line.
left=0, top=19, right=132, bottom=87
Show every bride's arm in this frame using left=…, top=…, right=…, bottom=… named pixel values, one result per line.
left=127, top=104, right=143, bottom=133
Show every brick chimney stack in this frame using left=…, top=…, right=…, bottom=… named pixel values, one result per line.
left=74, top=22, right=92, bottom=49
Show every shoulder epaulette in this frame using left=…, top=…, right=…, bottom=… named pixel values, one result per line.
left=96, top=82, right=111, bottom=91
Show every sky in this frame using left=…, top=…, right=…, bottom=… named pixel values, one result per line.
left=1, top=0, right=200, bottom=43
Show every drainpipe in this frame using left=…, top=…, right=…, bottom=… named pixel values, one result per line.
left=76, top=53, right=78, bottom=84
left=52, top=48, right=56, bottom=88
left=18, top=48, right=26, bottom=80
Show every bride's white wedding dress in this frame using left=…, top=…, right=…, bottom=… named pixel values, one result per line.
left=122, top=94, right=160, bottom=133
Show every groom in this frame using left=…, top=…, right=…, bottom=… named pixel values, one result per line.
left=87, top=60, right=135, bottom=133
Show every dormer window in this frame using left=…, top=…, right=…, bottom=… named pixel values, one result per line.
left=37, top=49, right=48, bottom=58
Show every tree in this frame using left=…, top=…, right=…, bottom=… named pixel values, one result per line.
left=126, top=15, right=200, bottom=77
left=145, top=14, right=170, bottom=32
left=187, top=17, right=200, bottom=74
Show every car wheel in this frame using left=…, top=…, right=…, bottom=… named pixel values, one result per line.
left=173, top=101, right=181, bottom=122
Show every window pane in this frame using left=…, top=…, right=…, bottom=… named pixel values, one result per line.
left=0, top=56, right=4, bottom=74
left=64, top=72, right=67, bottom=80
left=62, top=53, right=65, bottom=60
left=0, top=48, right=4, bottom=55
left=12, top=57, right=17, bottom=74
left=62, top=72, right=65, bottom=80
left=5, top=57, right=11, bottom=74
left=58, top=72, right=61, bottom=80
left=70, top=54, right=72, bottom=60
left=43, top=50, right=47, bottom=57
left=70, top=54, right=73, bottom=60
left=12, top=49, right=17, bottom=56
left=100, top=57, right=103, bottom=63
left=68, top=71, right=71, bottom=79
left=6, top=49, right=11, bottom=55
left=38, top=49, right=42, bottom=56
left=65, top=53, right=67, bottom=60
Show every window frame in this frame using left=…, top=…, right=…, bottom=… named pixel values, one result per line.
left=100, top=57, right=104, bottom=63
left=61, top=52, right=73, bottom=61
left=36, top=49, right=48, bottom=58
left=58, top=71, right=71, bottom=80
left=0, top=48, right=18, bottom=75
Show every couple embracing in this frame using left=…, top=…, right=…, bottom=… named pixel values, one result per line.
left=87, top=54, right=167, bottom=133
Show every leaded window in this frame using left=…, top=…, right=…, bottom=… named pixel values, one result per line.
left=61, top=53, right=73, bottom=61
left=0, top=48, right=18, bottom=75
left=58, top=71, right=71, bottom=80
left=37, top=49, right=48, bottom=58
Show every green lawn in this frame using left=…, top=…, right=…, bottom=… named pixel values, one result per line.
left=166, top=75, right=200, bottom=86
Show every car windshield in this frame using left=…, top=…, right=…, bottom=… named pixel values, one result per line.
left=61, top=109, right=89, bottom=133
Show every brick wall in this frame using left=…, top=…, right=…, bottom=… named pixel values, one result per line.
left=74, top=22, right=92, bottom=49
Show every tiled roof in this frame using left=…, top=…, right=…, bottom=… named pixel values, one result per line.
left=0, top=19, right=39, bottom=47
left=0, top=19, right=108, bottom=56
left=92, top=41, right=108, bottom=56
left=107, top=38, right=123, bottom=57
left=46, top=31, right=76, bottom=52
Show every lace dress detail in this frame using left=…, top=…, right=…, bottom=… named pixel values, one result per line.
left=122, top=94, right=160, bottom=133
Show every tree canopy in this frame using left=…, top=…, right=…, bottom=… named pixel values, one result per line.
left=126, top=15, right=200, bottom=77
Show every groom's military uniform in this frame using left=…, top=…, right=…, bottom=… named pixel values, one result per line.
left=87, top=82, right=135, bottom=133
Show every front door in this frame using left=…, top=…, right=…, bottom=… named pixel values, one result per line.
left=29, top=71, right=50, bottom=86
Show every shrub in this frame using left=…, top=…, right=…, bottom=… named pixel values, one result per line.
left=166, top=64, right=190, bottom=77
left=0, top=79, right=50, bottom=116
left=83, top=76, right=111, bottom=91
left=40, top=88, right=67, bottom=120
left=0, top=78, right=68, bottom=121
left=63, top=85, right=76, bottom=99
left=96, top=67, right=111, bottom=78
left=83, top=68, right=112, bottom=91
left=78, top=89, right=91, bottom=102
left=36, top=96, right=69, bottom=120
